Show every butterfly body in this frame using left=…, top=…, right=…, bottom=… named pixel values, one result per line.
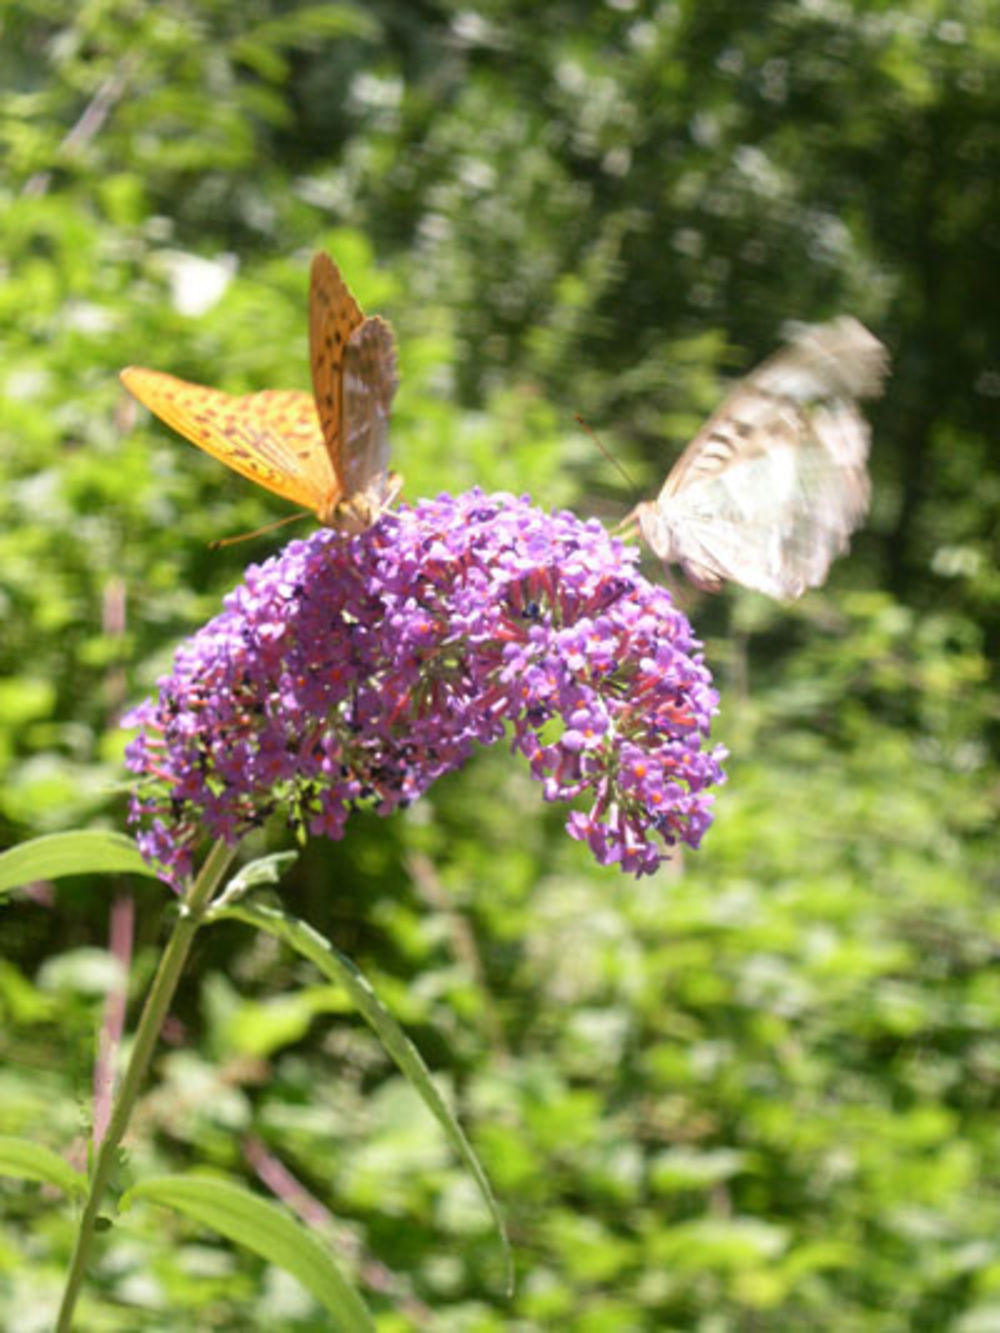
left=121, top=252, right=399, bottom=533
left=632, top=316, right=888, bottom=599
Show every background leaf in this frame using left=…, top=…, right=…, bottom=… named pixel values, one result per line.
left=0, top=1137, right=87, bottom=1200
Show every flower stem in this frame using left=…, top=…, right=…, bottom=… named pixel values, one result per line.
left=55, top=838, right=237, bottom=1332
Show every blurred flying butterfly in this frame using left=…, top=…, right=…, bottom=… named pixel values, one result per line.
left=121, top=252, right=400, bottom=534
left=628, top=316, right=889, bottom=599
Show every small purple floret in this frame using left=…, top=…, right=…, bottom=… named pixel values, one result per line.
left=124, top=490, right=725, bottom=887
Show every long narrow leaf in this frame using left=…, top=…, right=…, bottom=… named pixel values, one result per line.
left=0, top=1136, right=88, bottom=1199
left=0, top=831, right=162, bottom=895
left=212, top=899, right=512, bottom=1292
left=121, top=1173, right=372, bottom=1331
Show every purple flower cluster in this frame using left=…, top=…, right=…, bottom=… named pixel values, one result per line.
left=124, top=490, right=724, bottom=887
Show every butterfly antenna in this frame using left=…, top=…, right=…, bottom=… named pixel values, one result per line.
left=210, top=511, right=309, bottom=550
left=574, top=414, right=639, bottom=495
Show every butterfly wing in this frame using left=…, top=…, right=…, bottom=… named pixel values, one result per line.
left=308, top=251, right=365, bottom=497
left=747, top=315, right=887, bottom=402
left=638, top=317, right=887, bottom=598
left=336, top=316, right=399, bottom=526
left=308, top=251, right=400, bottom=530
left=120, top=367, right=337, bottom=515
left=648, top=406, right=871, bottom=598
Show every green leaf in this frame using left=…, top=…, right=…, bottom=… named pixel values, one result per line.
left=213, top=851, right=299, bottom=908
left=210, top=899, right=512, bottom=1293
left=649, top=1147, right=749, bottom=1193
left=0, top=831, right=164, bottom=896
left=121, top=1173, right=372, bottom=1331
left=0, top=1136, right=88, bottom=1200
left=234, top=5, right=379, bottom=53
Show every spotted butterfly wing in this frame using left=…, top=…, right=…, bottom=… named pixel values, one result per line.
left=632, top=316, right=888, bottom=598
left=121, top=252, right=399, bottom=532
left=117, top=373, right=332, bottom=513
left=307, top=250, right=363, bottom=501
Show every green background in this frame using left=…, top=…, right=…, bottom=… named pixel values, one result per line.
left=1, top=0, right=998, bottom=1327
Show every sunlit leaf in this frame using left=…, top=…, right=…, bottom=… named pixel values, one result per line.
left=121, top=1173, right=372, bottom=1330
left=0, top=831, right=162, bottom=896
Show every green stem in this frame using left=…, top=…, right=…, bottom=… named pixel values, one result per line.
left=55, top=839, right=237, bottom=1332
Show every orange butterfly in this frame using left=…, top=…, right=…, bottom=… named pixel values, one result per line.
left=121, top=252, right=400, bottom=533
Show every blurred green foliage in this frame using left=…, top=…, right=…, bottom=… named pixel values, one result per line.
left=1, top=0, right=998, bottom=1327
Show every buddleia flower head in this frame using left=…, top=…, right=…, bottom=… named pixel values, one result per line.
left=124, top=490, right=725, bottom=887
